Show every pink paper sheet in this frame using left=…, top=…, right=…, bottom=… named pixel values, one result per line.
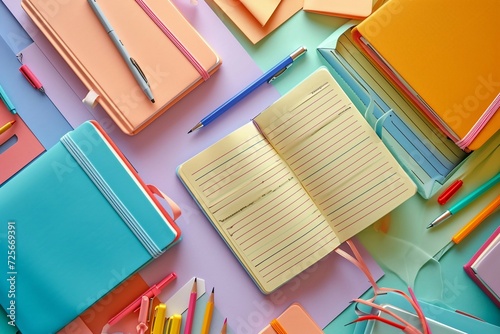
left=2, top=0, right=384, bottom=331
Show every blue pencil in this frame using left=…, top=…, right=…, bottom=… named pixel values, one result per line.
left=188, top=46, right=307, bottom=133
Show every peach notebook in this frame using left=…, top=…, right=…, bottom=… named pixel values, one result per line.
left=21, top=0, right=221, bottom=135
left=352, top=0, right=500, bottom=151
left=259, top=303, right=323, bottom=333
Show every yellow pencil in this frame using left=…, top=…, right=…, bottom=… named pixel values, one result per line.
left=452, top=194, right=500, bottom=244
left=220, top=318, right=227, bottom=334
left=201, top=288, right=214, bottom=334
left=0, top=120, right=15, bottom=135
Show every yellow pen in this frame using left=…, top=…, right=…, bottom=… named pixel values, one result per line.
left=151, top=303, right=167, bottom=334
left=166, top=314, right=182, bottom=334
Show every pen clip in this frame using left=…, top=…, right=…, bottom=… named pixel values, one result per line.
left=130, top=57, right=149, bottom=86
left=147, top=297, right=155, bottom=322
left=267, top=64, right=292, bottom=83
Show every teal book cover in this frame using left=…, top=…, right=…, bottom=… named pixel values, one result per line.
left=0, top=121, right=180, bottom=334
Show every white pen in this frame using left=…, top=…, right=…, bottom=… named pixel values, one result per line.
left=87, top=0, right=155, bottom=103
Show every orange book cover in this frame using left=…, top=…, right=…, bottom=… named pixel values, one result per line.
left=21, top=0, right=221, bottom=135
left=352, top=0, right=500, bottom=151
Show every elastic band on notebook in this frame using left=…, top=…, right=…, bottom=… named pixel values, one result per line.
left=61, top=135, right=163, bottom=259
left=134, top=0, right=210, bottom=81
left=457, top=93, right=500, bottom=150
left=269, top=319, right=287, bottom=334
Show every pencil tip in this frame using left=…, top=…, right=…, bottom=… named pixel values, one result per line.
left=151, top=98, right=155, bottom=103
left=194, top=277, right=197, bottom=282
left=212, top=287, right=214, bottom=293
left=187, top=129, right=192, bottom=134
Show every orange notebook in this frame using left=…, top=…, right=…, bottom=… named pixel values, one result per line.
left=259, top=303, right=323, bottom=334
left=352, top=0, right=500, bottom=151
left=21, top=0, right=221, bottom=135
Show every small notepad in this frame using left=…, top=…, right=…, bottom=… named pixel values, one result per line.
left=304, top=0, right=376, bottom=19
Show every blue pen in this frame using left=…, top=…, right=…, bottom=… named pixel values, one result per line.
left=0, top=85, right=16, bottom=114
left=427, top=171, right=500, bottom=229
left=188, top=46, right=307, bottom=133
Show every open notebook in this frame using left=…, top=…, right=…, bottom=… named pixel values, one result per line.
left=177, top=67, right=416, bottom=293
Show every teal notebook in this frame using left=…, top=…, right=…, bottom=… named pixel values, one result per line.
left=0, top=121, right=181, bottom=334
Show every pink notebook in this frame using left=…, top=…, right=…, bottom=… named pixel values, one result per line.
left=464, top=226, right=500, bottom=307
left=259, top=303, right=323, bottom=333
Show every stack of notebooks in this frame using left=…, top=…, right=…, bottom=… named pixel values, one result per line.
left=21, top=0, right=221, bottom=135
left=178, top=67, right=416, bottom=293
left=317, top=22, right=468, bottom=199
left=351, top=0, right=500, bottom=152
left=317, top=0, right=500, bottom=198
left=0, top=121, right=181, bottom=333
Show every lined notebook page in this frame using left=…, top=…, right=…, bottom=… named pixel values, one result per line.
left=255, top=68, right=416, bottom=241
left=177, top=123, right=339, bottom=293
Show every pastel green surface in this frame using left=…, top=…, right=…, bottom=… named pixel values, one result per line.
left=210, top=5, right=500, bottom=332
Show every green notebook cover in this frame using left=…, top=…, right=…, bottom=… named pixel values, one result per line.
left=0, top=121, right=180, bottom=334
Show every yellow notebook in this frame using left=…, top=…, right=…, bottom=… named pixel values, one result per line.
left=352, top=0, right=500, bottom=151
left=21, top=0, right=221, bottom=135
left=177, top=67, right=416, bottom=294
